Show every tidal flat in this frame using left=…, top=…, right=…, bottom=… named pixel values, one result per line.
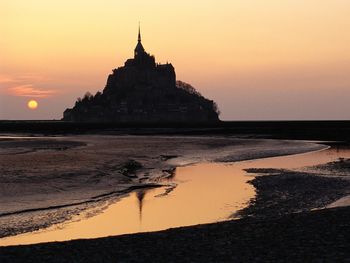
left=1, top=134, right=350, bottom=262
left=0, top=136, right=323, bottom=239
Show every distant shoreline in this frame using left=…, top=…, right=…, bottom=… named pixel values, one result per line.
left=1, top=120, right=350, bottom=141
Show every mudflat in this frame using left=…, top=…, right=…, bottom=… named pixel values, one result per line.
left=0, top=136, right=324, bottom=238
left=1, top=206, right=349, bottom=262
left=1, top=134, right=350, bottom=262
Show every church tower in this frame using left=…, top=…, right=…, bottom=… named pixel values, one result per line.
left=134, top=24, right=145, bottom=58
left=131, top=25, right=156, bottom=68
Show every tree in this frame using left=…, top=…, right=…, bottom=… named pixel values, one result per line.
left=82, top=92, right=93, bottom=103
left=75, top=97, right=82, bottom=106
left=95, top=91, right=102, bottom=98
left=176, top=80, right=203, bottom=98
left=212, top=101, right=221, bottom=116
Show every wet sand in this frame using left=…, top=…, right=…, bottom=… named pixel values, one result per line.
left=1, top=147, right=350, bottom=262
left=4, top=144, right=350, bottom=246
left=1, top=206, right=349, bottom=263
left=239, top=161, right=350, bottom=219
left=0, top=136, right=324, bottom=239
left=0, top=162, right=256, bottom=246
left=1, top=136, right=350, bottom=261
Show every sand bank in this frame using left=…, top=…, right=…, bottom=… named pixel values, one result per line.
left=0, top=136, right=325, bottom=238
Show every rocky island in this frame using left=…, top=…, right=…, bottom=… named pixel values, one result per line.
left=63, top=28, right=220, bottom=122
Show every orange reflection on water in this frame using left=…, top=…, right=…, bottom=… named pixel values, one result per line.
left=0, top=162, right=254, bottom=246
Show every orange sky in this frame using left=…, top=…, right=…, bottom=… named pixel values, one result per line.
left=1, top=0, right=350, bottom=120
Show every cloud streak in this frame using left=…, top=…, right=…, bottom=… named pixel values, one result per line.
left=8, top=84, right=57, bottom=98
left=0, top=74, right=58, bottom=98
left=0, top=76, right=15, bottom=84
left=0, top=74, right=48, bottom=84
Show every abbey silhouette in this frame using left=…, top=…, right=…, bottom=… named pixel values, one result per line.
left=63, top=27, right=220, bottom=122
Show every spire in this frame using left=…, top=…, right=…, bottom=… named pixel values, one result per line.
left=138, top=22, right=141, bottom=43
left=134, top=22, right=145, bottom=57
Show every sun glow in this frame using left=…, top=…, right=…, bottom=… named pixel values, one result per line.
left=1, top=0, right=350, bottom=120
left=27, top=100, right=38, bottom=110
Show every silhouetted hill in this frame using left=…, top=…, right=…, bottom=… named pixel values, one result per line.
left=63, top=28, right=219, bottom=123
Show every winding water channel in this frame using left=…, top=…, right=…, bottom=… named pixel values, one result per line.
left=1, top=144, right=350, bottom=246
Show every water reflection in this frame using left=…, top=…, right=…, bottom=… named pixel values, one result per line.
left=136, top=190, right=146, bottom=223
left=1, top=162, right=255, bottom=246
left=1, top=145, right=350, bottom=246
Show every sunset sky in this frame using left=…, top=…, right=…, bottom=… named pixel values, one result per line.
left=1, top=0, right=350, bottom=120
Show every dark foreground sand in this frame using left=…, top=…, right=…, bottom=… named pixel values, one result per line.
left=238, top=167, right=350, bottom=219
left=1, top=206, right=349, bottom=262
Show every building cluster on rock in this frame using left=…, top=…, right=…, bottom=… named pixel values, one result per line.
left=63, top=27, right=220, bottom=122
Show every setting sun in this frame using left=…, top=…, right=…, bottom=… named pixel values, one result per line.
left=27, top=100, right=38, bottom=110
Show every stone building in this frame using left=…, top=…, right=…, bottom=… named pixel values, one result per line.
left=63, top=27, right=220, bottom=122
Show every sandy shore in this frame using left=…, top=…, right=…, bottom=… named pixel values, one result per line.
left=1, top=137, right=350, bottom=261
left=1, top=206, right=349, bottom=262
left=0, top=136, right=325, bottom=239
left=239, top=163, right=350, bottom=218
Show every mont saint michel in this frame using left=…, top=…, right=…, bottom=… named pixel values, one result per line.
left=63, top=28, right=220, bottom=122
left=3, top=2, right=350, bottom=262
